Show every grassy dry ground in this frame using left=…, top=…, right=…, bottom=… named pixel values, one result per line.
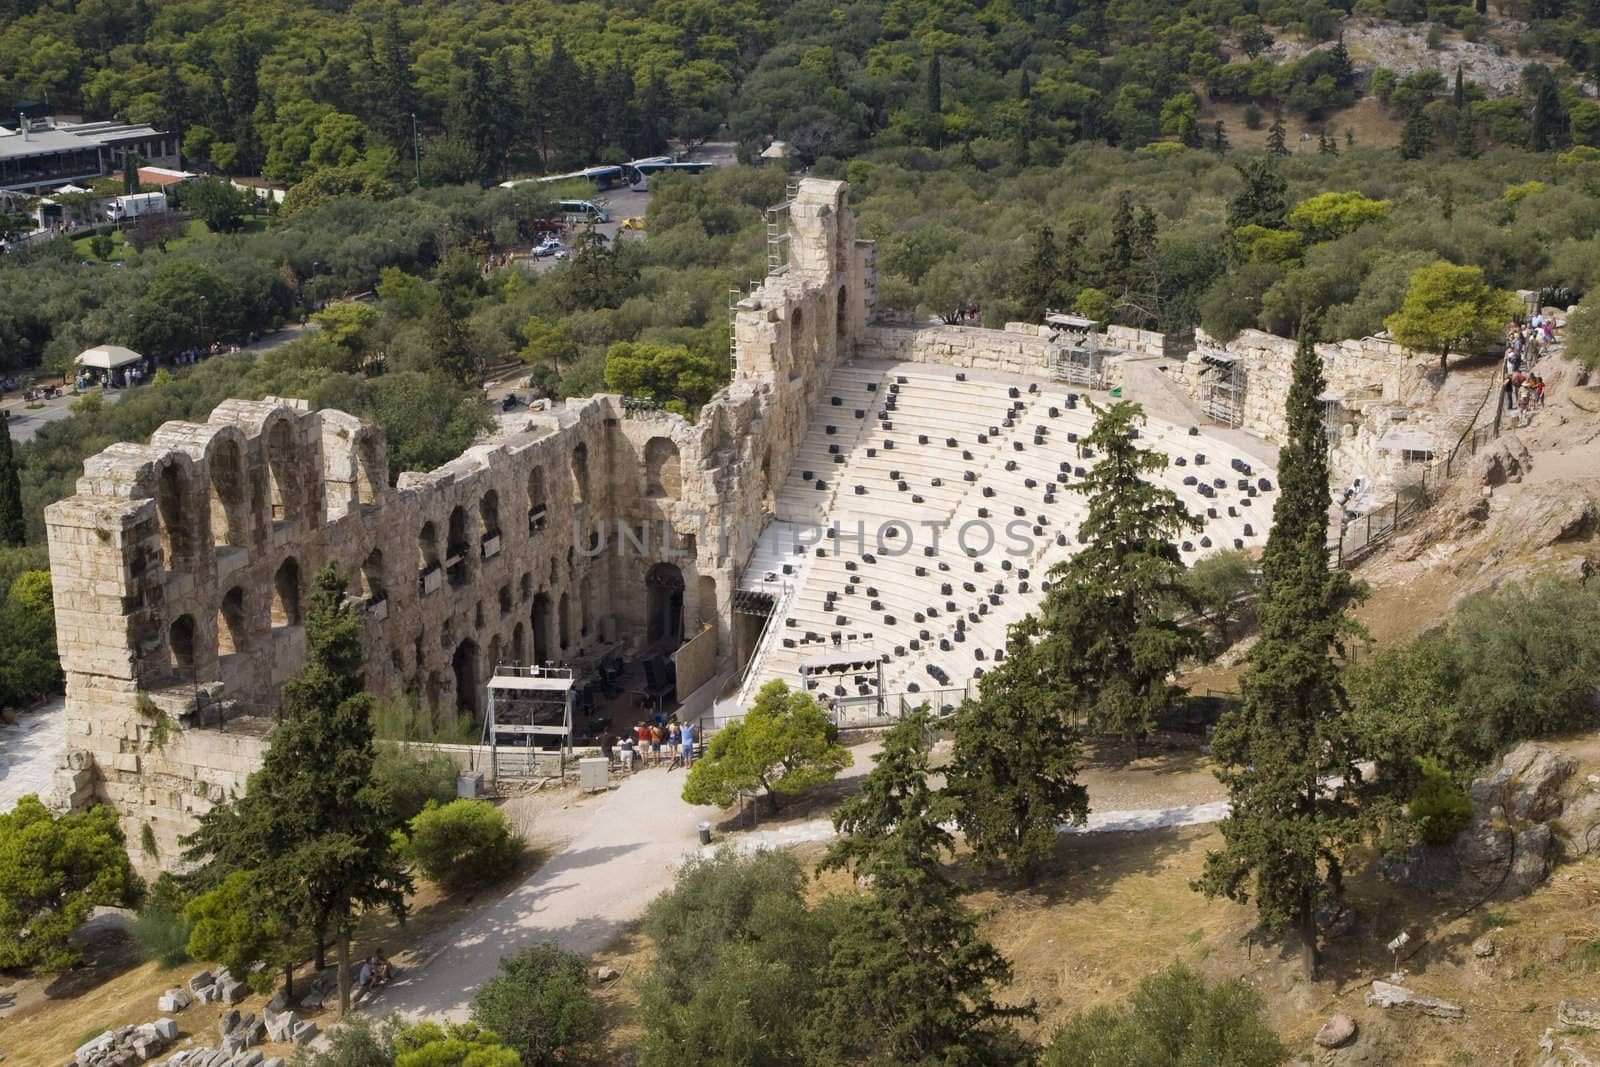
left=0, top=845, right=549, bottom=1067
left=1198, top=97, right=1405, bottom=153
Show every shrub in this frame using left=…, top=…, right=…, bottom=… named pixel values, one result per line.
left=1243, top=105, right=1262, bottom=130
left=396, top=799, right=523, bottom=887
left=471, top=943, right=599, bottom=1066
left=373, top=744, right=460, bottom=827
left=394, top=1021, right=519, bottom=1067
left=131, top=874, right=191, bottom=967
left=299, top=1013, right=397, bottom=1067
left=1043, top=961, right=1284, bottom=1066
left=1410, top=758, right=1473, bottom=845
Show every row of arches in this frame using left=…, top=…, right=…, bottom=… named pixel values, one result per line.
left=151, top=422, right=385, bottom=574
left=167, top=556, right=303, bottom=670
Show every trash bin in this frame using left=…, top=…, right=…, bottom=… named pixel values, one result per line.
left=698, top=821, right=712, bottom=845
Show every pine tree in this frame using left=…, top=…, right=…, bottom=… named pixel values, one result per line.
left=946, top=675, right=1088, bottom=878
left=925, top=53, right=944, bottom=148
left=0, top=416, right=24, bottom=546
left=1211, top=119, right=1230, bottom=155
left=1266, top=111, right=1288, bottom=155
left=1317, top=130, right=1336, bottom=154
left=1227, top=158, right=1288, bottom=231
left=1013, top=68, right=1035, bottom=165
left=1455, top=109, right=1477, bottom=157
left=1004, top=401, right=1203, bottom=741
left=184, top=565, right=411, bottom=1007
left=1453, top=63, right=1465, bottom=110
left=811, top=712, right=1034, bottom=1064
left=1199, top=331, right=1367, bottom=981
left=1399, top=109, right=1433, bottom=159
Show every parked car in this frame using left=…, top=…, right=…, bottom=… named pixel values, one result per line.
left=620, top=216, right=645, bottom=231
left=532, top=239, right=566, bottom=259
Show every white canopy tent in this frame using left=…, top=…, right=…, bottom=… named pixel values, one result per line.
left=75, top=345, right=144, bottom=371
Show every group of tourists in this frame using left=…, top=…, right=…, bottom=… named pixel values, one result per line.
left=355, top=950, right=393, bottom=994
left=1502, top=315, right=1554, bottom=425
left=606, top=717, right=696, bottom=773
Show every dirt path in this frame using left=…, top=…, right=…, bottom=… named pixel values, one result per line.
left=366, top=764, right=723, bottom=1023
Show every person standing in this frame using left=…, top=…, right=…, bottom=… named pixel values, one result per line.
left=681, top=720, right=696, bottom=767
left=650, top=722, right=663, bottom=767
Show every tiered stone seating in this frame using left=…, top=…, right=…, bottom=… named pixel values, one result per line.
left=743, top=362, right=1278, bottom=705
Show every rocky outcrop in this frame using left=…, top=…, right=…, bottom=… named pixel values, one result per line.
left=71, top=1020, right=179, bottom=1066
left=1315, top=1013, right=1358, bottom=1048
left=1382, top=743, right=1579, bottom=900
left=1469, top=435, right=1532, bottom=487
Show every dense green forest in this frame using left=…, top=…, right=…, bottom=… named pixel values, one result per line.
left=7, top=0, right=1600, bottom=188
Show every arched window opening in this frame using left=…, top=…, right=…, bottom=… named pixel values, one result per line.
left=528, top=466, right=548, bottom=533
left=571, top=443, right=590, bottom=504
left=169, top=614, right=197, bottom=670
left=156, top=462, right=193, bottom=570
left=479, top=490, right=501, bottom=558
left=446, top=506, right=470, bottom=586
left=498, top=584, right=512, bottom=616
left=531, top=593, right=553, bottom=663
left=644, top=437, right=681, bottom=500
left=217, top=587, right=247, bottom=656
left=520, top=572, right=532, bottom=601
left=837, top=284, right=849, bottom=337
left=788, top=307, right=804, bottom=381
left=579, top=576, right=592, bottom=637
left=488, top=634, right=502, bottom=674
left=558, top=592, right=572, bottom=649
left=512, top=622, right=526, bottom=665
left=266, top=419, right=296, bottom=524
left=452, top=639, right=482, bottom=721
left=271, top=558, right=302, bottom=627
left=418, top=522, right=441, bottom=595
left=361, top=549, right=387, bottom=606
left=645, top=563, right=685, bottom=645
left=208, top=439, right=247, bottom=548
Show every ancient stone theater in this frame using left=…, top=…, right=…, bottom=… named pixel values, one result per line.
left=48, top=177, right=1423, bottom=873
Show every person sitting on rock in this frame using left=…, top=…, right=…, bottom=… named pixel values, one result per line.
left=356, top=956, right=375, bottom=992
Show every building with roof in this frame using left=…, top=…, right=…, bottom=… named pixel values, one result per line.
left=0, top=115, right=179, bottom=193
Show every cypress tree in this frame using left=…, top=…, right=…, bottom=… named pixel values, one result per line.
left=0, top=416, right=24, bottom=547
left=811, top=712, right=1034, bottom=1064
left=184, top=564, right=411, bottom=1006
left=1199, top=331, right=1367, bottom=981
left=1266, top=111, right=1289, bottom=155
left=1399, top=109, right=1433, bottom=159
left=1211, top=119, right=1230, bottom=155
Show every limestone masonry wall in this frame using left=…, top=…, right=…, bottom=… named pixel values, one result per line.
left=46, top=177, right=873, bottom=874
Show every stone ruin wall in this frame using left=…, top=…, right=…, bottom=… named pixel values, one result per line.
left=1183, top=328, right=1450, bottom=491
left=45, top=177, right=873, bottom=875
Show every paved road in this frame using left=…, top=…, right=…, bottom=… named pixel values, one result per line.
left=369, top=767, right=723, bottom=1023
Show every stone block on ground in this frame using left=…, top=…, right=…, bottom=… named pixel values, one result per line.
left=1365, top=979, right=1464, bottom=1019
left=265, top=1009, right=299, bottom=1043
left=262, top=1060, right=285, bottom=1067
left=1314, top=1013, right=1357, bottom=1048
left=298, top=988, right=325, bottom=1010
left=236, top=1052, right=264, bottom=1067
left=595, top=965, right=619, bottom=982
left=157, top=987, right=191, bottom=1012
left=217, top=1010, right=240, bottom=1040
left=187, top=970, right=214, bottom=995
left=218, top=978, right=246, bottom=1005
left=1472, top=936, right=1496, bottom=958
left=152, top=1018, right=179, bottom=1041
left=221, top=1034, right=247, bottom=1056
left=291, top=1020, right=318, bottom=1045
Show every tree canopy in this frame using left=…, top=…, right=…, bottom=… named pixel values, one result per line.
left=1384, top=260, right=1520, bottom=367
left=681, top=679, right=851, bottom=813
left=0, top=795, right=135, bottom=972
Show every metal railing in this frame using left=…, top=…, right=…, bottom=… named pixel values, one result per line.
left=1333, top=364, right=1506, bottom=570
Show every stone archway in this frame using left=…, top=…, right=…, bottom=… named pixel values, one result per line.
left=453, top=638, right=481, bottom=720
left=531, top=592, right=553, bottom=664
left=645, top=562, right=685, bottom=645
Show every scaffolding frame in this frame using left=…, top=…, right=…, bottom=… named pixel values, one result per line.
left=798, top=643, right=887, bottom=721
left=482, top=665, right=576, bottom=781
left=1044, top=312, right=1108, bottom=388
left=1199, top=353, right=1246, bottom=427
